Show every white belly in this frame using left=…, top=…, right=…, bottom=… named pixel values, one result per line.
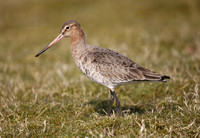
left=78, top=63, right=116, bottom=89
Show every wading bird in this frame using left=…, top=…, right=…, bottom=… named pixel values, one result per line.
left=35, top=20, right=170, bottom=116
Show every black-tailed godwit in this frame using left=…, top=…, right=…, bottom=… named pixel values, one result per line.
left=35, top=20, right=170, bottom=116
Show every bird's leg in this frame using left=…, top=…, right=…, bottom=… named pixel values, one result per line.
left=108, top=90, right=122, bottom=116
left=108, top=89, right=115, bottom=116
left=113, top=91, right=122, bottom=116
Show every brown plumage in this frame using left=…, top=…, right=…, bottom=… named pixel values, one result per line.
left=36, top=20, right=170, bottom=116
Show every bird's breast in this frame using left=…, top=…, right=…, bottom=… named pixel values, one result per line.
left=72, top=54, right=114, bottom=88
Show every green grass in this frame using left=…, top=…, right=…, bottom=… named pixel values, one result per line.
left=0, top=0, right=200, bottom=137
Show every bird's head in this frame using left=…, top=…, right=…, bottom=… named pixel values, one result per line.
left=60, top=20, right=81, bottom=37
left=35, top=20, right=83, bottom=57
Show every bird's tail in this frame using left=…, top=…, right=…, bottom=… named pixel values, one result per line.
left=161, top=75, right=170, bottom=82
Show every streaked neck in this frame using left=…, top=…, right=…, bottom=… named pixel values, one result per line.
left=70, top=28, right=85, bottom=47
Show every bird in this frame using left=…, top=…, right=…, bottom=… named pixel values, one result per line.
left=35, top=20, right=170, bottom=116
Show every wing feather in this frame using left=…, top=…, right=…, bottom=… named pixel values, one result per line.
left=85, top=47, right=164, bottom=84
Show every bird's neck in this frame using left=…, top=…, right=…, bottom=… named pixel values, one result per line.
left=70, top=28, right=85, bottom=48
left=70, top=28, right=86, bottom=62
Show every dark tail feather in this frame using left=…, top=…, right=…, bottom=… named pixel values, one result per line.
left=161, top=75, right=170, bottom=82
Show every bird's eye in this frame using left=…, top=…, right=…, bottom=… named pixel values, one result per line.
left=66, top=26, right=70, bottom=30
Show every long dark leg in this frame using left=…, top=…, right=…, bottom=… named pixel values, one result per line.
left=108, top=89, right=122, bottom=116
left=113, top=91, right=122, bottom=116
left=108, top=90, right=115, bottom=116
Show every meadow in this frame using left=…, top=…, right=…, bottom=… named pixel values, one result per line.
left=0, top=0, right=200, bottom=137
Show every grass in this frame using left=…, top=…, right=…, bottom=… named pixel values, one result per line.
left=0, top=0, right=200, bottom=137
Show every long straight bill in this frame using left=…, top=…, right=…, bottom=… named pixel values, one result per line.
left=35, top=34, right=64, bottom=57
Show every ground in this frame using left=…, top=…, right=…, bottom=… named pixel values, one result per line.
left=0, top=0, right=200, bottom=137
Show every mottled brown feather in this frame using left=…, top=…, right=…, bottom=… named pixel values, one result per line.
left=83, top=46, right=164, bottom=85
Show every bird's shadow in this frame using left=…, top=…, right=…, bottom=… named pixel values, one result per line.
left=86, top=99, right=145, bottom=116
